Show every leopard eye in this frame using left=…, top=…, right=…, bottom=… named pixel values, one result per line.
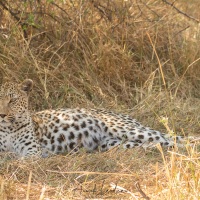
left=9, top=97, right=18, bottom=104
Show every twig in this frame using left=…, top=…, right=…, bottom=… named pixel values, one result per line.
left=162, top=0, right=199, bottom=23
left=175, top=57, right=200, bottom=96
left=135, top=182, right=150, bottom=200
left=139, top=0, right=160, bottom=18
left=0, top=1, right=26, bottom=38
left=0, top=0, right=39, bottom=39
left=26, top=171, right=32, bottom=200
left=110, top=182, right=139, bottom=199
left=90, top=0, right=112, bottom=21
left=174, top=25, right=190, bottom=36
left=50, top=2, right=72, bottom=22
left=46, top=170, right=136, bottom=177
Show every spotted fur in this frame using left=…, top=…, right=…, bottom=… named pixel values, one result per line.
left=0, top=79, right=184, bottom=157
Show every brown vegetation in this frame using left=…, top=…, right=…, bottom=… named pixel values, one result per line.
left=0, top=0, right=199, bottom=199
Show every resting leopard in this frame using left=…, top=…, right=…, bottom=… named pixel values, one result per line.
left=0, top=79, right=186, bottom=157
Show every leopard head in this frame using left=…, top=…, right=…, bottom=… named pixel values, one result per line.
left=0, top=79, right=33, bottom=127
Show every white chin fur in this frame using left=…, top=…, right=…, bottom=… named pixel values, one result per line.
left=0, top=121, right=12, bottom=127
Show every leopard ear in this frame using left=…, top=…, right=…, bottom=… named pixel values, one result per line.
left=19, top=79, right=33, bottom=94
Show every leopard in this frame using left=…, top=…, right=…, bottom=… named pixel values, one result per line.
left=0, top=79, right=186, bottom=157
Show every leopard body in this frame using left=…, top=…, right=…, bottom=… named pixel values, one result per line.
left=0, top=79, right=184, bottom=157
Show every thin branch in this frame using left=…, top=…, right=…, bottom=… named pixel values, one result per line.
left=50, top=2, right=72, bottom=20
left=140, top=0, right=160, bottom=18
left=0, top=1, right=20, bottom=22
left=0, top=0, right=38, bottom=39
left=174, top=25, right=190, bottom=37
left=162, top=0, right=199, bottom=23
left=89, top=0, right=112, bottom=21
left=135, top=182, right=150, bottom=200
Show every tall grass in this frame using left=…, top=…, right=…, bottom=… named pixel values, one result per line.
left=0, top=0, right=199, bottom=199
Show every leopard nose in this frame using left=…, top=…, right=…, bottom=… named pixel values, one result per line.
left=0, top=114, right=6, bottom=118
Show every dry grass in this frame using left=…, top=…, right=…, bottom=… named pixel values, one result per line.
left=0, top=0, right=199, bottom=199
left=1, top=145, right=200, bottom=199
